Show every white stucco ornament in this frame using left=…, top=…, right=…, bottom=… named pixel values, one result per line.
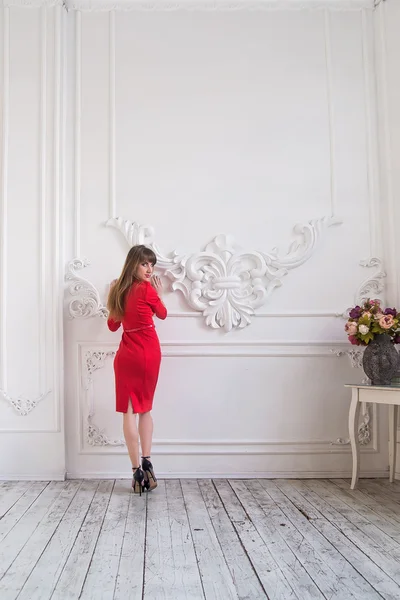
left=105, top=216, right=341, bottom=331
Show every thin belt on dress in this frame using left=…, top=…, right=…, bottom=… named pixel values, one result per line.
left=124, top=324, right=154, bottom=333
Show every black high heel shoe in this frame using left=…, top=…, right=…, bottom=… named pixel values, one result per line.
left=132, top=467, right=145, bottom=496
left=141, top=456, right=157, bottom=491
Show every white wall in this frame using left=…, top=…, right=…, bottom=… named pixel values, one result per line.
left=63, top=0, right=389, bottom=478
left=0, top=3, right=65, bottom=479
left=1, top=0, right=393, bottom=481
left=373, top=0, right=400, bottom=476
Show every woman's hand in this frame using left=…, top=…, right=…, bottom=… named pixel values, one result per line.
left=151, top=275, right=163, bottom=295
left=109, top=279, right=118, bottom=289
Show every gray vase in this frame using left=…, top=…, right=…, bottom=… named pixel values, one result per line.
left=362, top=333, right=400, bottom=386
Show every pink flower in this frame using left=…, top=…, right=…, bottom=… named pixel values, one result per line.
left=363, top=312, right=372, bottom=319
left=379, top=314, right=395, bottom=329
left=345, top=321, right=358, bottom=335
left=349, top=335, right=361, bottom=346
left=370, top=299, right=381, bottom=306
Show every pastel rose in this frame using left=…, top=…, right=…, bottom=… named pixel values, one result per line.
left=345, top=322, right=358, bottom=335
left=379, top=315, right=394, bottom=329
left=370, top=299, right=381, bottom=306
left=363, top=312, right=372, bottom=319
left=359, top=324, right=370, bottom=335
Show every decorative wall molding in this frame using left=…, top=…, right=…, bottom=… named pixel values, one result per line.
left=323, top=10, right=336, bottom=218
left=1, top=7, right=10, bottom=394
left=63, top=0, right=375, bottom=12
left=332, top=348, right=364, bottom=369
left=80, top=342, right=370, bottom=450
left=74, top=10, right=81, bottom=257
left=106, top=216, right=341, bottom=331
left=356, top=257, right=386, bottom=304
left=87, top=415, right=124, bottom=446
left=82, top=349, right=125, bottom=446
left=82, top=349, right=115, bottom=390
left=2, top=1, right=62, bottom=6
left=0, top=389, right=50, bottom=416
left=339, top=257, right=386, bottom=320
left=66, top=258, right=108, bottom=319
left=361, top=8, right=380, bottom=257
left=0, top=5, right=62, bottom=433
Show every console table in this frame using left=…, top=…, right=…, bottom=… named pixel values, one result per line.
left=346, top=384, right=400, bottom=489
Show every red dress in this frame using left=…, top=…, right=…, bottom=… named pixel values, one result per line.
left=107, top=281, right=167, bottom=413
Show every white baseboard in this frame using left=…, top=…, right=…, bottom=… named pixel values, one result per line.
left=0, top=471, right=66, bottom=481
left=65, top=470, right=390, bottom=480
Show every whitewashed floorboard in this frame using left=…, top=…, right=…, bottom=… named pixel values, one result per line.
left=0, top=481, right=81, bottom=599
left=198, top=479, right=266, bottom=600
left=165, top=480, right=205, bottom=598
left=331, top=479, right=400, bottom=529
left=144, top=479, right=204, bottom=600
left=114, top=485, right=147, bottom=600
left=17, top=480, right=99, bottom=600
left=51, top=480, right=114, bottom=600
left=273, top=480, right=400, bottom=600
left=0, top=482, right=68, bottom=581
left=357, top=480, right=400, bottom=512
left=240, top=479, right=350, bottom=600
left=214, top=479, right=297, bottom=600
left=259, top=480, right=382, bottom=600
left=324, top=480, right=400, bottom=541
left=0, top=482, right=49, bottom=544
left=303, top=480, right=400, bottom=553
left=80, top=480, right=131, bottom=600
left=0, top=482, right=34, bottom=520
left=288, top=480, right=400, bottom=585
left=180, top=480, right=239, bottom=600
left=2, top=478, right=400, bottom=599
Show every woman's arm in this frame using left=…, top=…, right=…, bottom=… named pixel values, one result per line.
left=107, top=279, right=122, bottom=331
left=147, top=276, right=167, bottom=320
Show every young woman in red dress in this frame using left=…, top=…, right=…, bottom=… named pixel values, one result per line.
left=107, top=245, right=167, bottom=494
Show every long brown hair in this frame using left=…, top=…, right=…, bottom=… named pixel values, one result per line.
left=107, top=245, right=157, bottom=320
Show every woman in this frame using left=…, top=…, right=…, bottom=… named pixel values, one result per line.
left=107, top=245, right=167, bottom=494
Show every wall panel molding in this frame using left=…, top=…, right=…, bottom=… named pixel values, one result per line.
left=108, top=11, right=116, bottom=219
left=65, top=0, right=375, bottom=12
left=79, top=343, right=377, bottom=454
left=0, top=7, right=10, bottom=393
left=323, top=9, right=336, bottom=218
left=0, top=4, right=63, bottom=431
left=74, top=9, right=81, bottom=257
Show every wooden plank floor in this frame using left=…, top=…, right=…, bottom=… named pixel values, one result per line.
left=2, top=479, right=400, bottom=599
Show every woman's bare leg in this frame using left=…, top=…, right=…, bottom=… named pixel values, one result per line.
left=138, top=411, right=153, bottom=458
left=123, top=401, right=140, bottom=467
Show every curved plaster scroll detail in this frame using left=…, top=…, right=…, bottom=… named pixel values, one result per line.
left=356, top=258, right=386, bottom=305
left=83, top=350, right=125, bottom=447
left=0, top=389, right=50, bottom=416
left=106, top=216, right=341, bottom=331
left=339, top=257, right=386, bottom=320
left=66, top=258, right=109, bottom=320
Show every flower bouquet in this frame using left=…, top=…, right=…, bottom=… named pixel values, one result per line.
left=345, top=299, right=400, bottom=346
left=344, top=299, right=400, bottom=385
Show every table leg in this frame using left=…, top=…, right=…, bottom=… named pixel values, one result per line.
left=389, top=404, right=398, bottom=483
left=349, top=388, right=361, bottom=489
